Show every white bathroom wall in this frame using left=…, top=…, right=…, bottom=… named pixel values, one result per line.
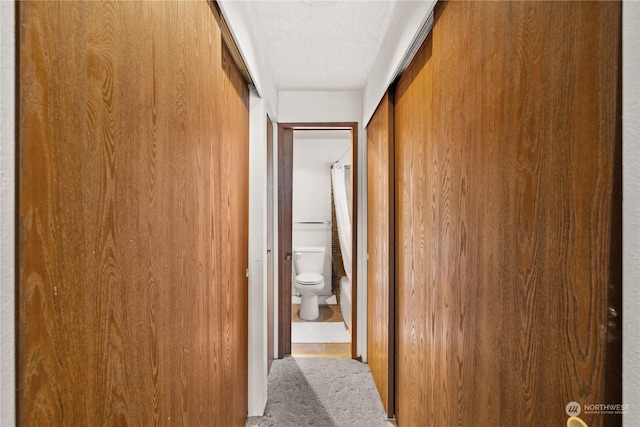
left=0, top=2, right=15, bottom=424
left=624, top=1, right=640, bottom=423
left=292, top=132, right=351, bottom=296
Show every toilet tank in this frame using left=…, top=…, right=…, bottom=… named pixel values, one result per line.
left=293, top=246, right=326, bottom=275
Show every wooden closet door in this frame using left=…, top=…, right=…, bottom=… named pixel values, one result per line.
left=18, top=1, right=249, bottom=424
left=366, top=91, right=395, bottom=417
left=394, top=2, right=621, bottom=426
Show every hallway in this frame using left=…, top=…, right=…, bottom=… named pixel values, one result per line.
left=246, top=358, right=392, bottom=427
left=5, top=1, right=633, bottom=426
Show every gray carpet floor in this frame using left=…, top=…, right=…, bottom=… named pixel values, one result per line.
left=246, top=358, right=394, bottom=427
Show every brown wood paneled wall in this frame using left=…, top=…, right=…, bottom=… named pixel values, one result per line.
left=366, top=92, right=395, bottom=417
left=394, top=2, right=621, bottom=426
left=18, top=1, right=249, bottom=425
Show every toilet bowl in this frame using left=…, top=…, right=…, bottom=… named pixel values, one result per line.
left=294, top=273, right=324, bottom=320
left=293, top=246, right=326, bottom=321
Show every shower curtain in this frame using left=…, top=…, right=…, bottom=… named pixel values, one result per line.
left=331, top=162, right=351, bottom=281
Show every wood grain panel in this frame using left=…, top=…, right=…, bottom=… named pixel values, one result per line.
left=277, top=126, right=294, bottom=358
left=394, top=2, right=621, bottom=426
left=18, top=1, right=249, bottom=425
left=366, top=92, right=395, bottom=417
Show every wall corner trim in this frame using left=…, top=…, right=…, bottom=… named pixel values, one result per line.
left=0, top=1, right=16, bottom=425
left=361, top=0, right=436, bottom=126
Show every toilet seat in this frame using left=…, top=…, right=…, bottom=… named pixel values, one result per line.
left=295, top=272, right=323, bottom=285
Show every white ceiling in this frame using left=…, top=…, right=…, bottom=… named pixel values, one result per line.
left=250, top=0, right=398, bottom=91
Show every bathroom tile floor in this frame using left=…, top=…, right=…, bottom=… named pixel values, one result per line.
left=291, top=304, right=351, bottom=358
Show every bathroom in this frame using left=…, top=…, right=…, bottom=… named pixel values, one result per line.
left=290, top=129, right=352, bottom=357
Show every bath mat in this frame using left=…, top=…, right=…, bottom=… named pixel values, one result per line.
left=291, top=322, right=350, bottom=343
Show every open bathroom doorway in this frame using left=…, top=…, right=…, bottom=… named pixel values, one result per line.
left=277, top=123, right=358, bottom=359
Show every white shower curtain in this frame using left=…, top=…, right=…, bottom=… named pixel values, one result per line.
left=331, top=162, right=351, bottom=281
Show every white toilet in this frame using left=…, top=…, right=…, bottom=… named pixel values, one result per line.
left=293, top=246, right=326, bottom=321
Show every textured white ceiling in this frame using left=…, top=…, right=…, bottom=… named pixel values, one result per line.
left=250, top=0, right=397, bottom=91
